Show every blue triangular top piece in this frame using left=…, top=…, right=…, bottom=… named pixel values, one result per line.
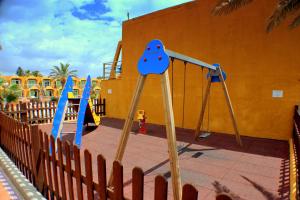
left=207, top=63, right=227, bottom=82
left=138, top=39, right=170, bottom=75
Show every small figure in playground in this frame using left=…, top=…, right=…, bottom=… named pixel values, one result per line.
left=137, top=110, right=146, bottom=134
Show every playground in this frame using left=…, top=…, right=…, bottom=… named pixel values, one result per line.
left=0, top=1, right=299, bottom=200
left=0, top=33, right=296, bottom=200
left=38, top=117, right=289, bottom=199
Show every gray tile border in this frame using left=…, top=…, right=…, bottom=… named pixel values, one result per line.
left=0, top=147, right=46, bottom=200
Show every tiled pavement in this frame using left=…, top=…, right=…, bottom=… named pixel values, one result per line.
left=0, top=170, right=21, bottom=200
left=39, top=118, right=290, bottom=200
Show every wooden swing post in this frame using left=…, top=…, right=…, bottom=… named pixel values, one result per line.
left=108, top=74, right=146, bottom=185
left=194, top=65, right=242, bottom=146
left=161, top=70, right=182, bottom=200
left=217, top=66, right=242, bottom=146
left=195, top=70, right=212, bottom=139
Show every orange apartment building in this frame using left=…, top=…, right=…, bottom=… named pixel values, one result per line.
left=0, top=75, right=101, bottom=101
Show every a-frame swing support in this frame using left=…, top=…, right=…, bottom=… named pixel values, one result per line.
left=194, top=67, right=242, bottom=146
left=109, top=40, right=241, bottom=200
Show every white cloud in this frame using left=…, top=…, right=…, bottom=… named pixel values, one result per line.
left=0, top=0, right=191, bottom=77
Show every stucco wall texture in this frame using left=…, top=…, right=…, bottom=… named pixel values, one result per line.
left=101, top=1, right=300, bottom=140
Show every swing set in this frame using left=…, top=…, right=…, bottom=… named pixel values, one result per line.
left=109, top=39, right=242, bottom=200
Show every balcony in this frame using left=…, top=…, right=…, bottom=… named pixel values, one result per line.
left=102, top=60, right=122, bottom=80
left=27, top=83, right=39, bottom=89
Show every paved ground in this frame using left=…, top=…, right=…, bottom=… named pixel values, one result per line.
left=39, top=118, right=290, bottom=200
left=0, top=170, right=22, bottom=200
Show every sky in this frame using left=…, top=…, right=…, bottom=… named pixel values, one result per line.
left=0, top=0, right=191, bottom=78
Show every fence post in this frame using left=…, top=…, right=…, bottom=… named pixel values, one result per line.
left=30, top=125, right=44, bottom=191
left=20, top=103, right=28, bottom=123
left=0, top=113, right=3, bottom=146
left=154, top=175, right=168, bottom=200
left=0, top=125, right=2, bottom=147
left=182, top=184, right=198, bottom=200
left=103, top=99, right=106, bottom=116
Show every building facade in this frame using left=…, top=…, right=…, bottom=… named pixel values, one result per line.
left=0, top=75, right=101, bottom=101
left=101, top=1, right=300, bottom=140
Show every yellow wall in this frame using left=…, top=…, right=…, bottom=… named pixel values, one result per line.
left=101, top=0, right=300, bottom=140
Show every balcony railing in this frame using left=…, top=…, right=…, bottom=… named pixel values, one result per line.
left=27, top=83, right=39, bottom=89
left=103, top=60, right=122, bottom=80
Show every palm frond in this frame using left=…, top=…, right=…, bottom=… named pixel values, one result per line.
left=212, top=0, right=253, bottom=15
left=266, top=0, right=300, bottom=32
left=289, top=13, right=300, bottom=28
left=48, top=63, right=78, bottom=86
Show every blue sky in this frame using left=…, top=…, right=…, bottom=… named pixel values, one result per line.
left=0, top=0, right=190, bottom=77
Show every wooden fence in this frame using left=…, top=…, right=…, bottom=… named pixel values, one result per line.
left=0, top=112, right=207, bottom=200
left=293, top=106, right=300, bottom=196
left=0, top=112, right=36, bottom=185
left=0, top=98, right=106, bottom=124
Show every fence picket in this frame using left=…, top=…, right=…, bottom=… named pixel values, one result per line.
left=57, top=139, right=67, bottom=200
left=84, top=150, right=94, bottom=200
left=74, top=145, right=83, bottom=200
left=97, top=154, right=107, bottom=200
left=22, top=123, right=29, bottom=180
left=24, top=126, right=31, bottom=179
left=50, top=136, right=60, bottom=199
left=65, top=141, right=74, bottom=200
left=132, top=167, right=144, bottom=200
left=182, top=184, right=198, bottom=200
left=154, top=175, right=168, bottom=200
left=49, top=102, right=53, bottom=123
left=39, top=102, right=44, bottom=123
left=39, top=131, right=47, bottom=196
left=36, top=102, right=40, bottom=124
left=20, top=103, right=27, bottom=123
left=44, top=133, right=54, bottom=198
left=113, top=161, right=124, bottom=200
left=29, top=125, right=35, bottom=181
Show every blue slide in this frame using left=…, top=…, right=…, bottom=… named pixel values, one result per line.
left=74, top=75, right=92, bottom=147
left=51, top=76, right=73, bottom=152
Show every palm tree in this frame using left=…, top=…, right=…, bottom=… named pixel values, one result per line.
left=49, top=63, right=78, bottom=86
left=16, top=67, right=25, bottom=76
left=212, top=0, right=300, bottom=32
left=31, top=70, right=43, bottom=77
left=25, top=70, right=31, bottom=76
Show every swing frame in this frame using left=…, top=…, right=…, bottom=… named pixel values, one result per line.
left=194, top=67, right=242, bottom=146
left=108, top=41, right=241, bottom=200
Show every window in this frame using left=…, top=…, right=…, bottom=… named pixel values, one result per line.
left=43, top=80, right=51, bottom=87
left=80, top=80, right=86, bottom=88
left=95, top=89, right=100, bottom=94
left=73, top=89, right=79, bottom=97
left=11, top=79, right=21, bottom=85
left=92, top=80, right=97, bottom=86
left=56, top=80, right=62, bottom=88
left=30, top=90, right=38, bottom=98
left=45, top=90, right=53, bottom=97
left=27, top=79, right=37, bottom=88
